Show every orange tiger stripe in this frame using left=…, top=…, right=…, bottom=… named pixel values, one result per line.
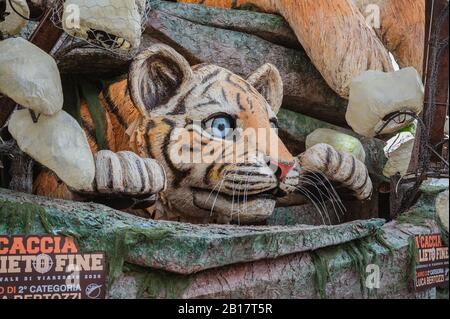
left=34, top=170, right=74, bottom=200
left=100, top=80, right=140, bottom=152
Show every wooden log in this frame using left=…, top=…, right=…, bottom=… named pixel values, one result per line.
left=436, top=190, right=449, bottom=246
left=8, top=152, right=33, bottom=193
left=0, top=187, right=384, bottom=275
left=423, top=0, right=449, bottom=161
left=0, top=176, right=441, bottom=299
left=277, top=109, right=388, bottom=181
left=145, top=7, right=349, bottom=125
left=151, top=0, right=300, bottom=49
left=112, top=219, right=436, bottom=298
left=179, top=0, right=395, bottom=98
left=178, top=0, right=426, bottom=74
left=55, top=1, right=349, bottom=126
left=111, top=188, right=440, bottom=299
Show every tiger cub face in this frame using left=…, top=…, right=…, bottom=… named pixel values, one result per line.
left=128, top=45, right=299, bottom=224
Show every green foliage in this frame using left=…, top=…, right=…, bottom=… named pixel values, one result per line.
left=396, top=211, right=431, bottom=227
left=0, top=199, right=179, bottom=290
left=313, top=230, right=394, bottom=299
left=61, top=76, right=109, bottom=151
left=0, top=200, right=53, bottom=234
left=310, top=250, right=330, bottom=299
left=345, top=241, right=371, bottom=294
left=373, top=230, right=394, bottom=255
left=395, top=187, right=437, bottom=226
left=123, top=263, right=193, bottom=299
left=406, top=236, right=418, bottom=290
left=139, top=269, right=192, bottom=298
left=107, top=226, right=175, bottom=286
left=61, top=76, right=81, bottom=128
left=398, top=122, right=417, bottom=136
left=79, top=79, right=108, bottom=150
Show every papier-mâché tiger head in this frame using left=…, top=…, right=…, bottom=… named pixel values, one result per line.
left=126, top=45, right=298, bottom=224
left=124, top=45, right=372, bottom=224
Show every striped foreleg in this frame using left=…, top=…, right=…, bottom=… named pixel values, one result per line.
left=80, top=150, right=166, bottom=198
left=297, top=143, right=373, bottom=200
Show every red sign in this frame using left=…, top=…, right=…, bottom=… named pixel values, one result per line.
left=414, top=234, right=449, bottom=291
left=0, top=235, right=106, bottom=299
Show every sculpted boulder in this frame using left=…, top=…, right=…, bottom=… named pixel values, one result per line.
left=382, top=132, right=415, bottom=178
left=62, top=0, right=146, bottom=51
left=346, top=67, right=424, bottom=137
left=0, top=0, right=29, bottom=37
left=0, top=37, right=63, bottom=115
left=305, top=128, right=366, bottom=163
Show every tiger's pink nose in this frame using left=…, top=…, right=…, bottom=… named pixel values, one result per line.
left=271, top=161, right=294, bottom=182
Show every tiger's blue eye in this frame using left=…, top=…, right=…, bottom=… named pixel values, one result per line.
left=205, top=115, right=234, bottom=139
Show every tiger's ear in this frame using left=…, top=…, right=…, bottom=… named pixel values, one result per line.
left=129, top=44, right=193, bottom=116
left=247, top=63, right=283, bottom=115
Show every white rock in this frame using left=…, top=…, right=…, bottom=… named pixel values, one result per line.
left=0, top=0, right=29, bottom=37
left=444, top=116, right=449, bottom=136
left=8, top=109, right=95, bottom=190
left=0, top=37, right=63, bottom=115
left=305, top=128, right=366, bottom=163
left=436, top=190, right=449, bottom=234
left=346, top=67, right=424, bottom=137
left=382, top=132, right=415, bottom=177
left=62, top=0, right=145, bottom=51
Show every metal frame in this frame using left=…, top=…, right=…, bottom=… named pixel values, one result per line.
left=389, top=0, right=449, bottom=217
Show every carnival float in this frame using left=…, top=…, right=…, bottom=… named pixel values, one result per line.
left=0, top=0, right=448, bottom=299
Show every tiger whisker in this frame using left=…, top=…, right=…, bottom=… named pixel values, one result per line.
left=206, top=168, right=229, bottom=203
left=298, top=179, right=332, bottom=214
left=210, top=174, right=226, bottom=217
left=298, top=176, right=333, bottom=203
left=305, top=185, right=333, bottom=225
left=304, top=169, right=346, bottom=212
left=294, top=185, right=327, bottom=225
left=297, top=183, right=331, bottom=224
left=298, top=175, right=341, bottom=223
left=209, top=168, right=231, bottom=217
left=298, top=170, right=343, bottom=216
left=235, top=176, right=246, bottom=226
left=302, top=169, right=346, bottom=216
left=243, top=171, right=253, bottom=219
left=230, top=170, right=238, bottom=222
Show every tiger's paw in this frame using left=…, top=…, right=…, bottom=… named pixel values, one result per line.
left=298, top=143, right=373, bottom=200
left=80, top=150, right=166, bottom=197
